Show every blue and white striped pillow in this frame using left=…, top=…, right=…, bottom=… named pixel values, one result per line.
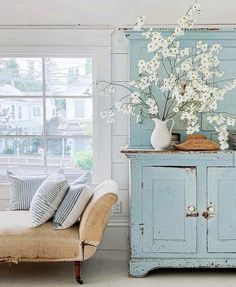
left=7, top=171, right=48, bottom=210
left=30, top=172, right=69, bottom=228
left=53, top=173, right=93, bottom=229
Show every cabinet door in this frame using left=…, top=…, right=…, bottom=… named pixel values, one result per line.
left=208, top=167, right=236, bottom=252
left=142, top=167, right=197, bottom=254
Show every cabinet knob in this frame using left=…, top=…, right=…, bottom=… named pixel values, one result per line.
left=188, top=206, right=195, bottom=212
left=186, top=206, right=199, bottom=217
left=208, top=206, right=214, bottom=213
left=202, top=206, right=215, bottom=219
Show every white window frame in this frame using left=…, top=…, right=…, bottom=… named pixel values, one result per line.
left=0, top=29, right=113, bottom=185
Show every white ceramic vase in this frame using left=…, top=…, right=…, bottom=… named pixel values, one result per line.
left=150, top=118, right=175, bottom=150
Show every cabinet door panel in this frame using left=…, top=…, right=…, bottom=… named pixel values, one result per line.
left=143, top=167, right=197, bottom=254
left=208, top=167, right=236, bottom=252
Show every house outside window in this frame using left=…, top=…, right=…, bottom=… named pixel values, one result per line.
left=33, top=106, right=41, bottom=117
left=18, top=106, right=22, bottom=119
left=0, top=57, right=95, bottom=181
left=11, top=105, right=15, bottom=119
left=75, top=100, right=85, bottom=118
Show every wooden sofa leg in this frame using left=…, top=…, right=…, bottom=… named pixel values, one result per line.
left=75, top=261, right=83, bottom=284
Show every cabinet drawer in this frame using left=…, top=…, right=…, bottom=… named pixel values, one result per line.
left=142, top=166, right=197, bottom=254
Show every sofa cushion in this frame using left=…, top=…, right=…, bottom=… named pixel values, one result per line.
left=53, top=172, right=92, bottom=229
left=0, top=211, right=84, bottom=261
left=75, top=172, right=92, bottom=186
left=7, top=172, right=48, bottom=210
left=30, top=173, right=69, bottom=227
left=53, top=183, right=93, bottom=230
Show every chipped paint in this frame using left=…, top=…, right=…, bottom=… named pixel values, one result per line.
left=126, top=150, right=236, bottom=277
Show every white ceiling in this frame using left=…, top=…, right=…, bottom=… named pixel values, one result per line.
left=0, top=0, right=235, bottom=26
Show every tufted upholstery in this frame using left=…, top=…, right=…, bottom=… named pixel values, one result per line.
left=0, top=180, right=118, bottom=263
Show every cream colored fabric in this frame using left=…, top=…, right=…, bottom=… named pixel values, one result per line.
left=0, top=211, right=84, bottom=262
left=79, top=180, right=118, bottom=244
left=0, top=180, right=118, bottom=263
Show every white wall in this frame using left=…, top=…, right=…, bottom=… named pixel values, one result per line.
left=0, top=0, right=235, bottom=26
left=102, top=31, right=130, bottom=250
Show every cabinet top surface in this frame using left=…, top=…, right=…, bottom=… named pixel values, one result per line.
left=121, top=148, right=235, bottom=154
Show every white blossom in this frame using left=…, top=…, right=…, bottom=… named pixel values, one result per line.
left=148, top=105, right=159, bottom=115
left=83, top=88, right=92, bottom=96
left=107, top=85, right=115, bottom=95
left=146, top=98, right=156, bottom=107
left=138, top=59, right=146, bottom=69
left=162, top=49, right=170, bottom=58
left=227, top=117, right=236, bottom=126
left=174, top=27, right=184, bottom=37
left=134, top=16, right=146, bottom=31
left=130, top=92, right=141, bottom=104
left=187, top=70, right=198, bottom=80
left=121, top=104, right=133, bottom=115
left=210, top=44, right=222, bottom=53
left=201, top=43, right=208, bottom=52
left=180, top=48, right=190, bottom=57
left=130, top=80, right=137, bottom=86
left=186, top=124, right=200, bottom=134
left=142, top=28, right=153, bottom=39
left=215, top=70, right=224, bottom=78
left=181, top=62, right=191, bottom=71
left=100, top=110, right=108, bottom=119
left=196, top=41, right=203, bottom=49
left=107, top=117, right=115, bottom=123
left=114, top=102, right=123, bottom=111
left=100, top=91, right=106, bottom=97
left=220, top=141, right=229, bottom=150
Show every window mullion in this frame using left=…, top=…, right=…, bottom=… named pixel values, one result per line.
left=42, top=57, right=47, bottom=174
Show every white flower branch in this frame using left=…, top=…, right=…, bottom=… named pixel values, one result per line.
left=96, top=0, right=236, bottom=150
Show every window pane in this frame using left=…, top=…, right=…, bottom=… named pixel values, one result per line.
left=47, top=138, right=93, bottom=175
left=0, top=58, right=42, bottom=96
left=46, top=98, right=92, bottom=136
left=0, top=137, right=44, bottom=181
left=45, top=58, right=92, bottom=96
left=0, top=98, right=43, bottom=135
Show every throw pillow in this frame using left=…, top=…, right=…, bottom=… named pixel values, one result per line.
left=30, top=172, right=69, bottom=227
left=53, top=173, right=93, bottom=229
left=7, top=171, right=48, bottom=210
left=75, top=172, right=92, bottom=186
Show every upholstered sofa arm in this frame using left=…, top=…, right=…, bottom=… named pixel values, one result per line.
left=79, top=180, right=118, bottom=248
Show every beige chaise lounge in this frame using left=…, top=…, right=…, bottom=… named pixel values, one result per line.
left=0, top=180, right=118, bottom=284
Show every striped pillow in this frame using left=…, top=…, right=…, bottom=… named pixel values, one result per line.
left=30, top=173, right=69, bottom=228
left=7, top=171, right=48, bottom=210
left=76, top=172, right=92, bottom=186
left=53, top=177, right=93, bottom=229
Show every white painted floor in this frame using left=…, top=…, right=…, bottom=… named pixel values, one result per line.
left=1, top=251, right=236, bottom=286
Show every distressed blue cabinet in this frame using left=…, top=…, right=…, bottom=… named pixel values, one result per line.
left=123, top=29, right=236, bottom=277
left=122, top=150, right=236, bottom=277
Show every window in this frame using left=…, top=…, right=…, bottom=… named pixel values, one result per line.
left=75, top=100, right=85, bottom=118
left=0, top=30, right=112, bottom=184
left=33, top=106, right=41, bottom=117
left=0, top=57, right=94, bottom=180
left=18, top=106, right=22, bottom=119
left=11, top=105, right=15, bottom=119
